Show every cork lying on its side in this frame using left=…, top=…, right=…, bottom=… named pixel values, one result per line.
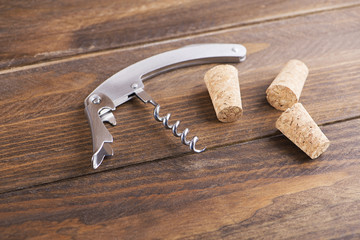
left=204, top=65, right=242, bottom=123
left=276, top=103, right=330, bottom=159
left=266, top=59, right=309, bottom=111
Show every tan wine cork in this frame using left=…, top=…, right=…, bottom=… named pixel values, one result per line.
left=266, top=59, right=309, bottom=111
left=204, top=65, right=243, bottom=122
left=276, top=103, right=330, bottom=159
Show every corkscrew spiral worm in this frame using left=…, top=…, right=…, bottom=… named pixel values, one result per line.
left=153, top=104, right=206, bottom=153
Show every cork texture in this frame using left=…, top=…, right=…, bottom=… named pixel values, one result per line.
left=266, top=59, right=309, bottom=111
left=276, top=103, right=330, bottom=159
left=204, top=65, right=242, bottom=122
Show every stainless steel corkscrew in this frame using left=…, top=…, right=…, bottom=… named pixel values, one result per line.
left=85, top=43, right=247, bottom=169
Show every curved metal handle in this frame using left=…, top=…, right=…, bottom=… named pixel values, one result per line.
left=85, top=43, right=247, bottom=169
left=86, top=43, right=246, bottom=106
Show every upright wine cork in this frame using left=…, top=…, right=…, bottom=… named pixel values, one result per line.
left=276, top=103, right=330, bottom=159
left=204, top=65, right=242, bottom=122
left=266, top=59, right=309, bottom=111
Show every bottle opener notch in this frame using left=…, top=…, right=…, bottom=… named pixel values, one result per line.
left=85, top=43, right=247, bottom=169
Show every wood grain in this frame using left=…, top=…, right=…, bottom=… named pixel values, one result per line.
left=1, top=6, right=360, bottom=193
left=1, top=0, right=360, bottom=69
left=0, top=118, right=359, bottom=239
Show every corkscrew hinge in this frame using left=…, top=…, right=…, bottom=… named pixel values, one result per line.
left=85, top=43, right=247, bottom=169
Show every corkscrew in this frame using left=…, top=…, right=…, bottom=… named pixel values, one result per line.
left=85, top=43, right=247, bottom=169
left=136, top=90, right=206, bottom=153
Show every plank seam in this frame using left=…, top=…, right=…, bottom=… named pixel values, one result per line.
left=1, top=115, right=359, bottom=196
left=1, top=3, right=360, bottom=75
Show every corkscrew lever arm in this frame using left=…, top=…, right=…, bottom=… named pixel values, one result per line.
left=85, top=43, right=247, bottom=169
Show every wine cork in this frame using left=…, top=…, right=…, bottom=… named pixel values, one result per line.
left=276, top=103, right=330, bottom=159
left=204, top=65, right=243, bottom=122
left=266, top=59, right=309, bottom=111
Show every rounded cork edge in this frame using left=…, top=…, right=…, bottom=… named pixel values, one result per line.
left=266, top=85, right=298, bottom=111
left=204, top=65, right=238, bottom=82
left=217, top=106, right=243, bottom=123
left=288, top=59, right=309, bottom=73
left=310, top=140, right=331, bottom=159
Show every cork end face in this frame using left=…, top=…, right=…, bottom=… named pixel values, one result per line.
left=217, top=106, right=243, bottom=123
left=266, top=85, right=298, bottom=111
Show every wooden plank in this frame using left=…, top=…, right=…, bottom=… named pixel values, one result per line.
left=1, top=0, right=360, bottom=69
left=1, top=6, right=360, bottom=193
left=0, top=118, right=359, bottom=239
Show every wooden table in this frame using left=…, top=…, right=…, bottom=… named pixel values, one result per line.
left=1, top=1, right=360, bottom=239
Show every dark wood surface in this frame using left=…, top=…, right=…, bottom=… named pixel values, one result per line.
left=1, top=119, right=360, bottom=239
left=0, top=1, right=359, bottom=239
left=1, top=0, right=360, bottom=69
